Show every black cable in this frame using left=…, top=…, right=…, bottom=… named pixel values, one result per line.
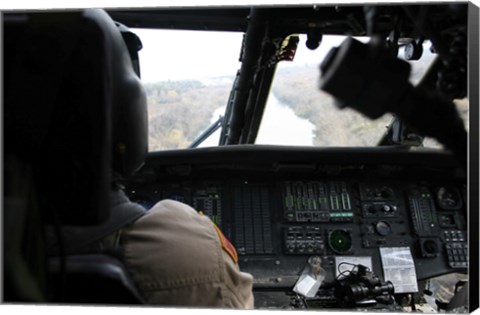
left=337, top=262, right=357, bottom=274
left=336, top=262, right=360, bottom=280
left=410, top=293, right=416, bottom=311
left=337, top=262, right=357, bottom=272
left=337, top=270, right=353, bottom=280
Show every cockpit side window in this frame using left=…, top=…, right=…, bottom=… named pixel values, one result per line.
left=133, top=29, right=243, bottom=151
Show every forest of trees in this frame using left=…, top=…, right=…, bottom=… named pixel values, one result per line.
left=270, top=66, right=394, bottom=147
left=145, top=67, right=394, bottom=151
left=145, top=79, right=232, bottom=151
left=146, top=63, right=469, bottom=151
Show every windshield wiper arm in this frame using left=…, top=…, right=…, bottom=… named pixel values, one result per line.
left=189, top=115, right=225, bottom=149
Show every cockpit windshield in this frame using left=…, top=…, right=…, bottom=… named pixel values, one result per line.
left=135, top=29, right=468, bottom=151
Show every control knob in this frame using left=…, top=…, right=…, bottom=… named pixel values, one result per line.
left=375, top=221, right=392, bottom=236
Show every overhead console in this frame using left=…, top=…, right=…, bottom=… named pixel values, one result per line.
left=125, top=146, right=468, bottom=309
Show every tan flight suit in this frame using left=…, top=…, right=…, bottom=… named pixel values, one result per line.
left=121, top=199, right=254, bottom=308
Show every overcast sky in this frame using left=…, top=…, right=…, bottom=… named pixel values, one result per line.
left=133, top=28, right=351, bottom=83
left=133, top=28, right=435, bottom=85
left=133, top=29, right=243, bottom=82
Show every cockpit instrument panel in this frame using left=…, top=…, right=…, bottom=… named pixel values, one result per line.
left=127, top=176, right=467, bottom=284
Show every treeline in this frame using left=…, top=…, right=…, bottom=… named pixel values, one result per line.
left=271, top=62, right=469, bottom=147
left=145, top=63, right=469, bottom=151
left=145, top=79, right=232, bottom=151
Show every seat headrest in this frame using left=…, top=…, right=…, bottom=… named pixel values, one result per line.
left=4, top=9, right=147, bottom=225
left=83, top=9, right=148, bottom=176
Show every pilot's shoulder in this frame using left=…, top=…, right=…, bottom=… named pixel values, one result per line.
left=149, top=199, right=199, bottom=218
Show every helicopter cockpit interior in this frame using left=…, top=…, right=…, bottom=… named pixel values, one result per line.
left=2, top=2, right=479, bottom=313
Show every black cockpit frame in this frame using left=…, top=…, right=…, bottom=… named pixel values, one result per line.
left=109, top=4, right=470, bottom=149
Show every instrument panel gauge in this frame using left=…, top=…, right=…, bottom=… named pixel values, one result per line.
left=375, top=221, right=392, bottom=236
left=436, top=187, right=462, bottom=210
left=328, top=229, right=353, bottom=254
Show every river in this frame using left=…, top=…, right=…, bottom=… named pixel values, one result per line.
left=199, top=94, right=314, bottom=147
